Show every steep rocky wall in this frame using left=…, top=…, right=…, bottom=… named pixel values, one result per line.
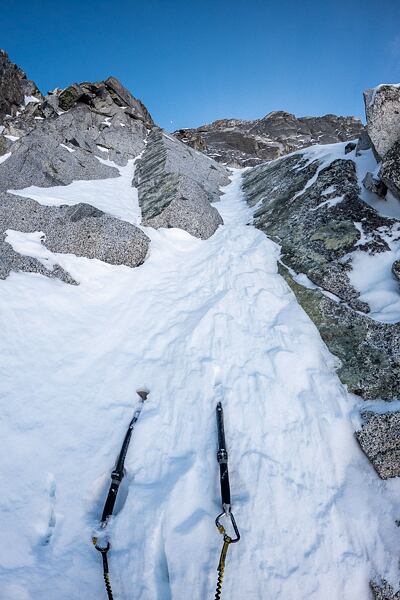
left=134, top=128, right=229, bottom=239
left=242, top=147, right=400, bottom=401
left=0, top=49, right=41, bottom=120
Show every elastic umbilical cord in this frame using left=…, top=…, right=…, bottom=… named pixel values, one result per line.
left=214, top=561, right=225, bottom=600
left=101, top=550, right=114, bottom=600
left=214, top=538, right=230, bottom=600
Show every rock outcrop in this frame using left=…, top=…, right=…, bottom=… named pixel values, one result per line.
left=380, top=141, right=400, bottom=199
left=0, top=60, right=155, bottom=282
left=362, top=84, right=400, bottom=203
left=371, top=581, right=400, bottom=600
left=355, top=412, right=400, bottom=479
left=0, top=51, right=229, bottom=284
left=134, top=128, right=228, bottom=239
left=0, top=49, right=41, bottom=120
left=175, top=112, right=364, bottom=167
left=0, top=192, right=150, bottom=281
left=0, top=76, right=152, bottom=190
left=364, top=85, right=400, bottom=160
left=242, top=144, right=400, bottom=400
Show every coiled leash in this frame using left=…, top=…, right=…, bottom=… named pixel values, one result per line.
left=92, top=390, right=148, bottom=600
left=214, top=402, right=240, bottom=600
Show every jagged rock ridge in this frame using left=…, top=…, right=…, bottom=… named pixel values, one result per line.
left=0, top=49, right=41, bottom=120
left=175, top=111, right=364, bottom=167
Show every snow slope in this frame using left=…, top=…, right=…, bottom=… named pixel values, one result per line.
left=9, top=158, right=142, bottom=225
left=0, top=164, right=399, bottom=599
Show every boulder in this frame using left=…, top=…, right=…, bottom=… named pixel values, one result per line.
left=344, top=141, right=356, bottom=154
left=355, top=129, right=373, bottom=155
left=380, top=141, right=400, bottom=200
left=134, top=128, right=229, bottom=239
left=355, top=412, right=400, bottom=479
left=0, top=49, right=42, bottom=121
left=0, top=239, right=77, bottom=285
left=364, top=84, right=400, bottom=160
left=392, top=259, right=400, bottom=282
left=0, top=192, right=150, bottom=282
left=363, top=172, right=388, bottom=198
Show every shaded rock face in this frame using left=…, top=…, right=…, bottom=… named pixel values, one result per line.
left=0, top=192, right=150, bottom=281
left=0, top=49, right=41, bottom=120
left=175, top=112, right=364, bottom=167
left=381, top=141, right=400, bottom=199
left=134, top=128, right=228, bottom=239
left=364, top=85, right=400, bottom=160
left=355, top=412, right=400, bottom=479
left=392, top=260, right=400, bottom=282
left=242, top=147, right=400, bottom=400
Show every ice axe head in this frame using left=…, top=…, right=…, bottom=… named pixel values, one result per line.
left=136, top=389, right=149, bottom=401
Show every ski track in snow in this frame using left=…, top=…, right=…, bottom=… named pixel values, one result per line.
left=0, top=162, right=400, bottom=599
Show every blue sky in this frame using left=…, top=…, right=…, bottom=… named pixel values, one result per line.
left=1, top=0, right=399, bottom=130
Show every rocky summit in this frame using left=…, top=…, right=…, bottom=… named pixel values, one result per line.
left=174, top=111, right=364, bottom=167
left=1, top=48, right=400, bottom=600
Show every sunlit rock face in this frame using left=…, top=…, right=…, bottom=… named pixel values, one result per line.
left=175, top=111, right=364, bottom=167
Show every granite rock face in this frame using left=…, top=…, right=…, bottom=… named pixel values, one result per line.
left=57, top=76, right=153, bottom=127
left=355, top=412, right=400, bottom=479
left=362, top=84, right=400, bottom=203
left=371, top=581, right=400, bottom=600
left=175, top=112, right=364, bottom=167
left=0, top=53, right=154, bottom=282
left=392, top=260, right=400, bottom=283
left=278, top=266, right=400, bottom=401
left=0, top=49, right=41, bottom=120
left=0, top=51, right=230, bottom=284
left=0, top=81, right=151, bottom=190
left=364, top=85, right=400, bottom=160
left=0, top=114, right=121, bottom=190
left=380, top=141, right=400, bottom=199
left=242, top=145, right=400, bottom=400
left=134, top=128, right=228, bottom=239
left=0, top=192, right=150, bottom=281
